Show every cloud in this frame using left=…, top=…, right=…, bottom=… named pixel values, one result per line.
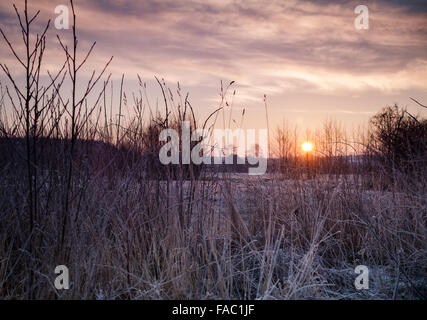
left=0, top=0, right=426, bottom=129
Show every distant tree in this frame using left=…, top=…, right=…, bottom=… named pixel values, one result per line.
left=368, top=104, right=427, bottom=171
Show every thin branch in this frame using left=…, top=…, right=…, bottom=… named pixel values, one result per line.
left=410, top=97, right=427, bottom=109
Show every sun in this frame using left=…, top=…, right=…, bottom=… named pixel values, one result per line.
left=302, top=141, right=313, bottom=152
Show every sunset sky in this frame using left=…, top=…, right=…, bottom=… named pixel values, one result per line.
left=1, top=0, right=426, bottom=132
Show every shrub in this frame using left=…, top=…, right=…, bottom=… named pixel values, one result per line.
left=368, top=104, right=427, bottom=173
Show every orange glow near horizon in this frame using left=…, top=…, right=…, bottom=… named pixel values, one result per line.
left=302, top=141, right=313, bottom=153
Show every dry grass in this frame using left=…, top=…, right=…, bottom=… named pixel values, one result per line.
left=0, top=163, right=426, bottom=299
